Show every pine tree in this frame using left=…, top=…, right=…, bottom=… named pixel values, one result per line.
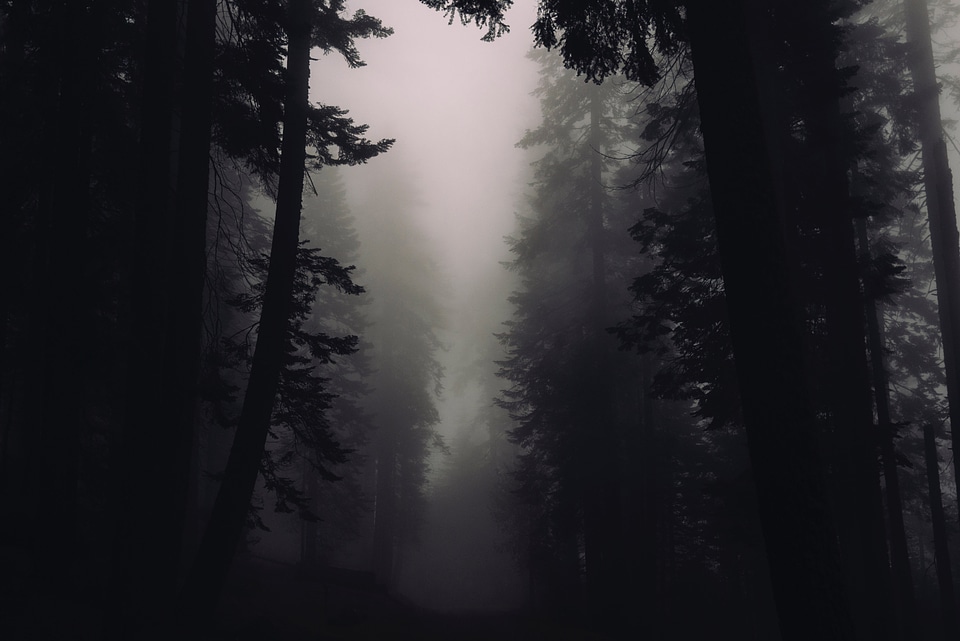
left=179, top=0, right=390, bottom=625
left=355, top=163, right=447, bottom=590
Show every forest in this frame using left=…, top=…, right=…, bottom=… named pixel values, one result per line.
left=4, top=0, right=960, bottom=639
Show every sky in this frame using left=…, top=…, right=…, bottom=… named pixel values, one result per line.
left=313, top=0, right=541, bottom=305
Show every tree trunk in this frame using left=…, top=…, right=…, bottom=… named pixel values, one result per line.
left=683, top=1, right=854, bottom=638
left=300, top=460, right=320, bottom=565
left=34, top=0, right=93, bottom=596
left=372, top=427, right=397, bottom=587
left=790, top=4, right=895, bottom=636
left=179, top=0, right=314, bottom=624
left=164, top=0, right=217, bottom=578
left=109, top=1, right=181, bottom=637
left=110, top=1, right=219, bottom=636
left=634, top=356, right=660, bottom=636
left=582, top=83, right=623, bottom=629
left=903, top=0, right=960, bottom=529
left=857, top=218, right=918, bottom=640
left=922, top=424, right=959, bottom=640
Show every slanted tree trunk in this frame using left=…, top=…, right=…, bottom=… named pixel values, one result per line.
left=921, top=424, right=959, bottom=640
left=683, top=1, right=853, bottom=638
left=179, top=0, right=314, bottom=624
left=903, top=0, right=960, bottom=528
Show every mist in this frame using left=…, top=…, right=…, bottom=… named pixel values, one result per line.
left=6, top=1, right=960, bottom=640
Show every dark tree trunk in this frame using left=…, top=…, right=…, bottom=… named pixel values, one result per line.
left=33, top=0, right=94, bottom=595
left=300, top=462, right=319, bottom=564
left=109, top=1, right=181, bottom=637
left=633, top=356, right=660, bottom=636
left=921, top=424, right=959, bottom=640
left=582, top=83, right=623, bottom=629
left=789, top=4, right=894, bottom=636
left=163, top=0, right=217, bottom=576
left=110, top=1, right=218, bottom=636
left=856, top=218, right=918, bottom=640
left=903, top=0, right=960, bottom=529
left=555, top=464, right=583, bottom=615
left=683, top=1, right=854, bottom=638
left=179, top=0, right=314, bottom=624
left=372, top=427, right=397, bottom=587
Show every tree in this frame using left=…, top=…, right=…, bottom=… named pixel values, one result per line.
left=179, top=0, right=390, bottom=625
left=903, top=0, right=960, bottom=533
left=529, top=1, right=859, bottom=637
left=353, top=162, right=448, bottom=590
left=496, top=47, right=651, bottom=628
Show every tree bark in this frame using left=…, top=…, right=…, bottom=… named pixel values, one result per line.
left=789, top=4, right=894, bottom=636
left=110, top=1, right=219, bottom=636
left=372, top=426, right=397, bottom=587
left=179, top=0, right=314, bottom=624
left=164, top=0, right=217, bottom=575
left=582, top=82, right=623, bottom=629
left=683, top=1, right=854, bottom=638
left=34, top=0, right=93, bottom=595
left=903, top=0, right=960, bottom=530
left=109, top=1, right=180, bottom=637
left=922, top=424, right=959, bottom=640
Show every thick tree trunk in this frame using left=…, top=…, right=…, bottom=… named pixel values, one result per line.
left=110, top=1, right=218, bottom=637
left=684, top=1, right=853, bottom=638
left=790, top=4, right=895, bottom=636
left=856, top=218, right=918, bottom=640
left=582, top=83, right=623, bottom=629
left=179, top=0, right=313, bottom=624
left=903, top=0, right=960, bottom=529
left=634, top=356, right=660, bottom=636
left=34, top=0, right=93, bottom=596
left=164, top=0, right=217, bottom=579
left=921, top=424, right=959, bottom=640
left=109, top=1, right=181, bottom=637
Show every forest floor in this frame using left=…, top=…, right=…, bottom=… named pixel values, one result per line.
left=209, top=557, right=612, bottom=641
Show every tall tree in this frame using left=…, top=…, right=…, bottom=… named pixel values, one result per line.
left=109, top=1, right=220, bottom=636
left=497, top=48, right=646, bottom=627
left=530, top=1, right=857, bottom=637
left=903, top=0, right=960, bottom=528
left=179, top=0, right=390, bottom=625
left=355, top=164, right=447, bottom=590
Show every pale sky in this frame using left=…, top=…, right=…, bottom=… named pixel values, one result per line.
left=311, top=0, right=541, bottom=303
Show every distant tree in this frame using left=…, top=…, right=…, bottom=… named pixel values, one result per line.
left=496, top=48, right=649, bottom=628
left=354, top=164, right=447, bottom=590
left=295, top=169, right=375, bottom=564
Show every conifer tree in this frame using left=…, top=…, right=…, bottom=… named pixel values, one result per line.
left=179, top=0, right=390, bottom=624
left=355, top=163, right=447, bottom=590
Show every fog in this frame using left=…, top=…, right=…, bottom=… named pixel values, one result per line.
left=8, top=1, right=960, bottom=640
left=305, top=3, right=541, bottom=610
left=321, top=0, right=539, bottom=303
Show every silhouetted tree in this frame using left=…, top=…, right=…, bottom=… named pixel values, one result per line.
left=179, top=0, right=390, bottom=625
